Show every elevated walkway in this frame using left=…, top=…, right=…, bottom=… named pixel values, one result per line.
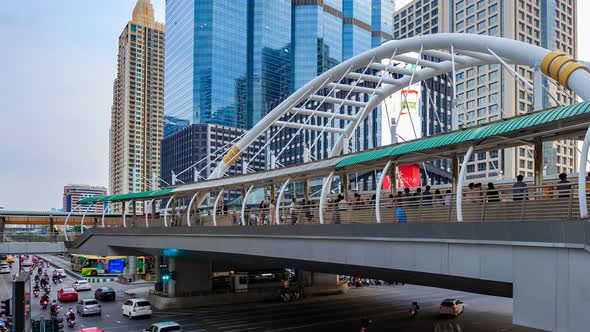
left=69, top=222, right=590, bottom=332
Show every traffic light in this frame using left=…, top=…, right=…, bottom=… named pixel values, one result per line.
left=161, top=274, right=171, bottom=282
left=0, top=299, right=9, bottom=316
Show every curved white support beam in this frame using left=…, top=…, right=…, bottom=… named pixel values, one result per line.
left=319, top=171, right=335, bottom=225
left=456, top=146, right=474, bottom=222
left=375, top=160, right=393, bottom=224
left=241, top=185, right=254, bottom=226
left=145, top=199, right=154, bottom=228
left=579, top=126, right=590, bottom=219
left=202, top=34, right=590, bottom=180
left=121, top=201, right=130, bottom=228
left=213, top=190, right=224, bottom=226
left=63, top=204, right=82, bottom=241
left=276, top=179, right=291, bottom=225
left=186, top=192, right=199, bottom=227
left=80, top=205, right=91, bottom=233
left=163, top=196, right=174, bottom=227
left=101, top=202, right=111, bottom=228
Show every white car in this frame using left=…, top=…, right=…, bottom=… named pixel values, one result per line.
left=144, top=321, right=182, bottom=332
left=439, top=299, right=465, bottom=317
left=21, top=259, right=33, bottom=267
left=73, top=280, right=92, bottom=291
left=0, top=264, right=10, bottom=274
left=122, top=298, right=152, bottom=319
left=55, top=268, right=67, bottom=278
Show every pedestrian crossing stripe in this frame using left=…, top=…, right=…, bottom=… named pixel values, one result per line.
left=84, top=277, right=117, bottom=283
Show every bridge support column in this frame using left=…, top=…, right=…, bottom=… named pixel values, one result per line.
left=389, top=163, right=397, bottom=194
left=533, top=140, right=543, bottom=188
left=298, top=271, right=347, bottom=296
left=0, top=217, right=4, bottom=242
left=451, top=153, right=459, bottom=193
left=125, top=256, right=137, bottom=282
left=303, top=180, right=309, bottom=202
left=513, top=246, right=590, bottom=332
left=342, top=174, right=349, bottom=200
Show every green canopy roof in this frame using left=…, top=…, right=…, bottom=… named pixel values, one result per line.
left=336, top=102, right=590, bottom=168
left=77, top=188, right=175, bottom=204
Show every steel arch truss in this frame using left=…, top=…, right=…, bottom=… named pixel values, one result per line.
left=209, top=33, right=590, bottom=180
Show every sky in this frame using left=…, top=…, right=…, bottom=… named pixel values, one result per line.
left=0, top=0, right=587, bottom=210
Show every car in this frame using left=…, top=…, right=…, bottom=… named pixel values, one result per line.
left=0, top=264, right=10, bottom=274
left=55, top=268, right=67, bottom=278
left=121, top=298, right=152, bottom=319
left=21, top=259, right=33, bottom=267
left=144, top=321, right=183, bottom=332
left=77, top=328, right=104, bottom=332
left=73, top=280, right=92, bottom=291
left=57, top=287, right=79, bottom=302
left=6, top=256, right=15, bottom=264
left=94, top=287, right=116, bottom=301
left=76, top=299, right=101, bottom=316
left=439, top=299, right=465, bottom=317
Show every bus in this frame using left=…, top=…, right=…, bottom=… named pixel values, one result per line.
left=69, top=254, right=150, bottom=276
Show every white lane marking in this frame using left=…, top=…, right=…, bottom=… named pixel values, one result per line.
left=116, top=320, right=121, bottom=324
left=106, top=314, right=110, bottom=317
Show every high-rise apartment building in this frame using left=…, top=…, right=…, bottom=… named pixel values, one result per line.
left=109, top=0, right=165, bottom=196
left=63, top=185, right=108, bottom=213
left=393, top=0, right=577, bottom=181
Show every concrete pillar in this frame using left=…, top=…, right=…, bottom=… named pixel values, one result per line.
left=132, top=200, right=137, bottom=228
left=342, top=174, right=349, bottom=200
left=167, top=257, right=175, bottom=297
left=389, top=164, right=398, bottom=194
left=0, top=217, right=4, bottom=243
left=451, top=153, right=459, bottom=193
left=126, top=256, right=137, bottom=282
left=270, top=184, right=276, bottom=201
left=300, top=271, right=347, bottom=296
left=167, top=257, right=212, bottom=297
left=303, top=180, right=309, bottom=201
left=534, top=140, right=543, bottom=188
left=151, top=201, right=157, bottom=227
left=154, top=255, right=161, bottom=283
left=49, top=217, right=55, bottom=242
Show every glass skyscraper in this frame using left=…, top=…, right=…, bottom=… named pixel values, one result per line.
left=164, top=0, right=395, bottom=182
left=165, top=0, right=248, bottom=130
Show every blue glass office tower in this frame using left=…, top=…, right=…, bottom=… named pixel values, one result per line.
left=165, top=0, right=248, bottom=130
left=371, top=0, right=395, bottom=47
left=247, top=0, right=292, bottom=128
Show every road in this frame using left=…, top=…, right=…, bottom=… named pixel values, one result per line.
left=2, top=255, right=543, bottom=332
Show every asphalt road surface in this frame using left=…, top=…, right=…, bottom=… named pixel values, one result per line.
left=2, top=255, right=543, bottom=332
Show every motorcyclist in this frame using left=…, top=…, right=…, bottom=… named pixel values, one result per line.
left=50, top=300, right=59, bottom=317
left=66, top=308, right=75, bottom=324
left=40, top=278, right=47, bottom=289
left=37, top=266, right=43, bottom=275
left=411, top=301, right=420, bottom=311
left=40, top=293, right=49, bottom=306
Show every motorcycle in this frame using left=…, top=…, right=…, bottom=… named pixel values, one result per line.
left=33, top=289, right=39, bottom=297
left=66, top=316, right=75, bottom=328
left=355, top=279, right=363, bottom=288
left=279, top=288, right=291, bottom=302
left=409, top=309, right=417, bottom=319
left=360, top=317, right=372, bottom=332
left=40, top=299, right=49, bottom=309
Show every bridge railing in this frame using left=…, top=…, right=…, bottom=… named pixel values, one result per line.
left=79, top=182, right=586, bottom=232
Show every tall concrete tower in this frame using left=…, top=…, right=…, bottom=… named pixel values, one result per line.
left=110, top=0, right=165, bottom=197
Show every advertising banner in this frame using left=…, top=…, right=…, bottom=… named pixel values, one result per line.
left=108, top=259, right=125, bottom=274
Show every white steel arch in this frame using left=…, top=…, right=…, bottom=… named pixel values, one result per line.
left=208, top=34, right=590, bottom=181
